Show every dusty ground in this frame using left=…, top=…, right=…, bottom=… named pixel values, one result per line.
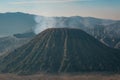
left=0, top=73, right=120, bottom=80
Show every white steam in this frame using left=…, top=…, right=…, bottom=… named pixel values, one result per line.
left=34, top=15, right=81, bottom=34
left=34, top=16, right=57, bottom=34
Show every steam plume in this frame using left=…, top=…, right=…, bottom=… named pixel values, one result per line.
left=34, top=16, right=57, bottom=34
left=34, top=15, right=81, bottom=34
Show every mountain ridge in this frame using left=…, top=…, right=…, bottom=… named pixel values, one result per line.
left=0, top=28, right=120, bottom=75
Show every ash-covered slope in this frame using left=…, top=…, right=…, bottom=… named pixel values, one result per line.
left=0, top=28, right=120, bottom=74
left=0, top=31, right=35, bottom=55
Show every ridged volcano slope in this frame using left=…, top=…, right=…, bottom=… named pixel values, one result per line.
left=0, top=28, right=120, bottom=74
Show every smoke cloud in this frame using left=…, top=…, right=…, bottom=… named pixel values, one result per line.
left=34, top=16, right=57, bottom=34
left=34, top=15, right=82, bottom=34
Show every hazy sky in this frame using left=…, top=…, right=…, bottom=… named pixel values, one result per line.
left=0, top=0, right=120, bottom=20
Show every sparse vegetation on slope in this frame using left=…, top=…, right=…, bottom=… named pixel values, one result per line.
left=0, top=73, right=120, bottom=80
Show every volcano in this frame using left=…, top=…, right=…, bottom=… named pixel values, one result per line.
left=0, top=28, right=120, bottom=74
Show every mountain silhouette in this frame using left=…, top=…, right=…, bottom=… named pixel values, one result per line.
left=0, top=28, right=120, bottom=74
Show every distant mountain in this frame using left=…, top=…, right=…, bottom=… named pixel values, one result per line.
left=0, top=12, right=36, bottom=36
left=0, top=31, right=35, bottom=55
left=85, top=21, right=120, bottom=48
left=53, top=16, right=116, bottom=28
left=0, top=12, right=117, bottom=36
left=0, top=28, right=120, bottom=75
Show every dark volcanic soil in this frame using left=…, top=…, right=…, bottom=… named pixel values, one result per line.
left=0, top=28, right=120, bottom=74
